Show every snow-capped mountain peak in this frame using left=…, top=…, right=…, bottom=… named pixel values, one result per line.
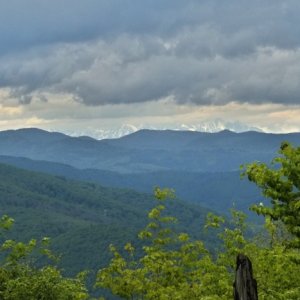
left=66, top=120, right=262, bottom=140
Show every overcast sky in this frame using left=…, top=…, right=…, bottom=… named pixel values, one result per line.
left=0, top=0, right=300, bottom=136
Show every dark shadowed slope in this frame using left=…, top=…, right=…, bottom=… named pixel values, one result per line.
left=0, top=155, right=261, bottom=214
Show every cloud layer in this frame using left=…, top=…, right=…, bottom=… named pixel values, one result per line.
left=0, top=1, right=299, bottom=134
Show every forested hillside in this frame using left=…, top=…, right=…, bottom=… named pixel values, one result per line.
left=0, top=162, right=212, bottom=276
left=0, top=155, right=260, bottom=214
left=0, top=140, right=299, bottom=299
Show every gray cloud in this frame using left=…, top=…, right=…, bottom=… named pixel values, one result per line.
left=0, top=0, right=197, bottom=54
left=1, top=0, right=299, bottom=53
left=0, top=1, right=300, bottom=106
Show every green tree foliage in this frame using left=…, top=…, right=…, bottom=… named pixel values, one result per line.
left=97, top=188, right=231, bottom=299
left=243, top=142, right=300, bottom=248
left=0, top=217, right=89, bottom=300
left=96, top=188, right=300, bottom=299
left=0, top=143, right=299, bottom=299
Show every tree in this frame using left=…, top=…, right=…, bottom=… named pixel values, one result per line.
left=96, top=188, right=300, bottom=299
left=243, top=142, right=300, bottom=248
left=0, top=215, right=89, bottom=300
left=96, top=188, right=233, bottom=299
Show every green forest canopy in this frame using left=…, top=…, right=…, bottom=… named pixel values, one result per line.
left=0, top=142, right=299, bottom=299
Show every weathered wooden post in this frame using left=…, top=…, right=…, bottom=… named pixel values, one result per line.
left=233, top=254, right=258, bottom=300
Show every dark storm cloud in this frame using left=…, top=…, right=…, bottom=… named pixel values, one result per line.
left=0, top=0, right=300, bottom=106
left=0, top=0, right=196, bottom=54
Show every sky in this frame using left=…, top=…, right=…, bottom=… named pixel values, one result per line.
left=0, top=0, right=300, bottom=137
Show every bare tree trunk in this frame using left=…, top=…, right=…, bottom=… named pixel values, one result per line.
left=233, top=254, right=258, bottom=300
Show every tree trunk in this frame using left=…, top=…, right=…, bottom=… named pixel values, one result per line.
left=233, top=254, right=258, bottom=300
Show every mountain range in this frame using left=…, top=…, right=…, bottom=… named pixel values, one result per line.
left=1, top=127, right=299, bottom=288
left=0, top=128, right=299, bottom=214
left=65, top=121, right=262, bottom=140
left=1, top=128, right=299, bottom=174
left=0, top=155, right=258, bottom=213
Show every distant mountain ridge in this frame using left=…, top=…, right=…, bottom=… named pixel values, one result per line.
left=0, top=155, right=260, bottom=214
left=0, top=128, right=299, bottom=173
left=65, top=121, right=262, bottom=139
left=0, top=127, right=299, bottom=215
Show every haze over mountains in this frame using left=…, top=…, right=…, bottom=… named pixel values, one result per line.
left=1, top=128, right=299, bottom=173
left=1, top=128, right=299, bottom=213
